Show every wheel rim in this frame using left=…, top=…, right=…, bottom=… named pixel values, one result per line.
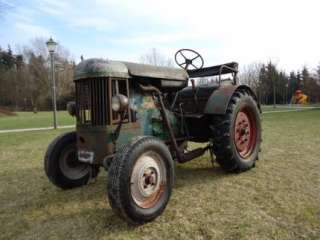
left=59, top=145, right=90, bottom=180
left=234, top=106, right=257, bottom=158
left=130, top=151, right=166, bottom=209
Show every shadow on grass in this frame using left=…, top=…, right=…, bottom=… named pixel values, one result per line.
left=3, top=163, right=231, bottom=205
left=2, top=163, right=232, bottom=234
left=174, top=164, right=229, bottom=189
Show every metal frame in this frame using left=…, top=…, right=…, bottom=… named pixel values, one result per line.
left=108, top=77, right=131, bottom=125
left=187, top=62, right=238, bottom=85
left=139, top=84, right=212, bottom=164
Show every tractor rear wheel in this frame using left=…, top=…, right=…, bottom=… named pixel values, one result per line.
left=107, top=136, right=174, bottom=224
left=211, top=89, right=261, bottom=172
left=44, top=132, right=99, bottom=189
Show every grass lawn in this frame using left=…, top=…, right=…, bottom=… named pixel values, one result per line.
left=0, top=109, right=320, bottom=239
left=0, top=111, right=75, bottom=130
left=1, top=106, right=319, bottom=130
left=261, top=104, right=320, bottom=112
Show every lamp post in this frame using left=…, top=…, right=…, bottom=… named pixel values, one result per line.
left=46, top=37, right=58, bottom=129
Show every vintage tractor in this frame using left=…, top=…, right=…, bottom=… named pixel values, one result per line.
left=44, top=49, right=261, bottom=224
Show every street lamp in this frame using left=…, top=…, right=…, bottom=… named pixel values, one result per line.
left=46, top=37, right=58, bottom=129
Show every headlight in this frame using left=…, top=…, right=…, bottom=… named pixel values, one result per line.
left=111, top=96, right=121, bottom=112
left=66, top=101, right=76, bottom=116
left=111, top=94, right=129, bottom=112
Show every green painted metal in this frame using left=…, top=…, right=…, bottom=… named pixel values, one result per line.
left=123, top=61, right=188, bottom=81
left=203, top=85, right=260, bottom=114
left=74, top=58, right=188, bottom=82
left=74, top=59, right=129, bottom=80
left=203, top=85, right=238, bottom=114
left=76, top=92, right=181, bottom=164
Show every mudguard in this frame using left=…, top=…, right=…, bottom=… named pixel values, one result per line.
left=203, top=85, right=261, bottom=115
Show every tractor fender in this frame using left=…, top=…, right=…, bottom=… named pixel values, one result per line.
left=203, top=85, right=261, bottom=115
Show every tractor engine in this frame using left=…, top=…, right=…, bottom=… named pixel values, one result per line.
left=70, top=59, right=186, bottom=166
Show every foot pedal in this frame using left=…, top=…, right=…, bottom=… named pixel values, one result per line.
left=179, top=148, right=206, bottom=163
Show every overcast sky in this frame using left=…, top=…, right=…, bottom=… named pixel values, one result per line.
left=1, top=0, right=320, bottom=72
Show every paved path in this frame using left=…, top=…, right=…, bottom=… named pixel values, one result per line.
left=0, top=107, right=319, bottom=134
left=263, top=106, right=320, bottom=114
left=0, top=125, right=75, bottom=134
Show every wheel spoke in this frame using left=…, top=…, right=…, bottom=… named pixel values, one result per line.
left=179, top=51, right=187, bottom=60
left=191, top=55, right=200, bottom=61
left=191, top=63, right=198, bottom=69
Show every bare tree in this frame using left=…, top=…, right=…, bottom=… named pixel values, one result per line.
left=28, top=37, right=72, bottom=62
left=238, top=62, right=265, bottom=103
left=10, top=38, right=75, bottom=110
left=239, top=62, right=263, bottom=89
left=140, top=48, right=174, bottom=67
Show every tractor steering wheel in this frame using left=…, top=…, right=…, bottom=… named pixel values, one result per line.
left=174, top=49, right=204, bottom=70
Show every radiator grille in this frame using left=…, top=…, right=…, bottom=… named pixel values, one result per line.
left=75, top=78, right=108, bottom=126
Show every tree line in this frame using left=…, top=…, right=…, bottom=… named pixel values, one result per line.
left=1, top=41, right=320, bottom=112
left=0, top=38, right=75, bottom=111
left=239, top=62, right=320, bottom=104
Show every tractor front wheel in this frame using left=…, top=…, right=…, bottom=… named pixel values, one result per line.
left=211, top=89, right=261, bottom=172
left=107, top=136, right=174, bottom=224
left=44, top=132, right=99, bottom=189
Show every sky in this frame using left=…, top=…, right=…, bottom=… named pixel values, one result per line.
left=1, top=0, right=320, bottom=72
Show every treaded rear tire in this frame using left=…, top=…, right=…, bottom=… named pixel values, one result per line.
left=44, top=131, right=99, bottom=189
left=211, top=89, right=261, bottom=172
left=107, top=136, right=174, bottom=224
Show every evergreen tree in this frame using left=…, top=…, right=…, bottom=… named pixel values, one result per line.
left=288, top=71, right=298, bottom=101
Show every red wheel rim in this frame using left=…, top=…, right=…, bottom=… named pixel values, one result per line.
left=234, top=106, right=257, bottom=158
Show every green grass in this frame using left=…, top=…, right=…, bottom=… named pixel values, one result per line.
left=0, top=111, right=75, bottom=130
left=0, top=110, right=320, bottom=239
left=261, top=104, right=320, bottom=112
left=1, top=106, right=320, bottom=130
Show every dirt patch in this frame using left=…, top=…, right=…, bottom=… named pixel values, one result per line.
left=0, top=107, right=17, bottom=117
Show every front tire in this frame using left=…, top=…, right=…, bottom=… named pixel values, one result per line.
left=107, top=136, right=174, bottom=224
left=44, top=132, right=99, bottom=189
left=211, top=89, right=261, bottom=172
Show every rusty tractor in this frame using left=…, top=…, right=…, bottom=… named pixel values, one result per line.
left=44, top=49, right=261, bottom=224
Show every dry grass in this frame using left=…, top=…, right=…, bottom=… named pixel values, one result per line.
left=0, top=110, right=319, bottom=240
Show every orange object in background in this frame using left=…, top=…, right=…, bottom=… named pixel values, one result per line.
left=291, top=90, right=308, bottom=104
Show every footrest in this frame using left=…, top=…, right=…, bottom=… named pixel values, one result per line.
left=179, top=148, right=206, bottom=163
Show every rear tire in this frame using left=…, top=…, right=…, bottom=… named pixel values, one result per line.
left=211, top=89, right=261, bottom=172
left=107, top=136, right=174, bottom=224
left=44, top=132, right=99, bottom=189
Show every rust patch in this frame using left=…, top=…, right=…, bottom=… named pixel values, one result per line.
left=140, top=184, right=166, bottom=209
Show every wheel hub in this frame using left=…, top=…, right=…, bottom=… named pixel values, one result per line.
left=59, top=145, right=90, bottom=180
left=234, top=107, right=257, bottom=158
left=130, top=152, right=166, bottom=208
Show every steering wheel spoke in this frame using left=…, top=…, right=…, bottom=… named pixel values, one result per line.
left=179, top=51, right=187, bottom=59
left=191, top=63, right=198, bottom=69
left=174, top=49, right=204, bottom=70
left=191, top=55, right=200, bottom=61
